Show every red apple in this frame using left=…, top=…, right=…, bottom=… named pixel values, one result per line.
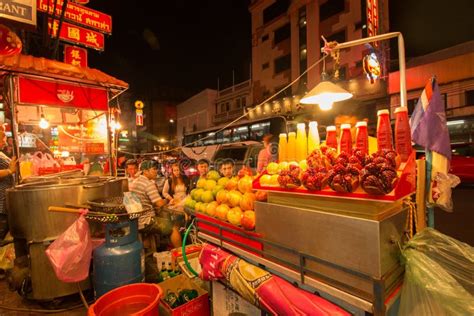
left=241, top=210, right=256, bottom=230
left=255, top=191, right=267, bottom=202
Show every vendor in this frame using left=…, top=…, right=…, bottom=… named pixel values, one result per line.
left=130, top=160, right=181, bottom=249
left=125, top=159, right=139, bottom=185
left=0, top=127, right=16, bottom=240
left=257, top=134, right=275, bottom=173
left=189, top=159, right=209, bottom=190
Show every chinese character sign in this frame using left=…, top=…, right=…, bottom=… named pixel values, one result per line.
left=38, top=0, right=112, bottom=34
left=48, top=19, right=105, bottom=51
left=64, top=45, right=88, bottom=67
left=367, top=0, right=379, bottom=44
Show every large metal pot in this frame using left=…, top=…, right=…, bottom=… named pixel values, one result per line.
left=7, top=176, right=127, bottom=242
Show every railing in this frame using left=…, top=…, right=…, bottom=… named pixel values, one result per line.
left=213, top=108, right=244, bottom=124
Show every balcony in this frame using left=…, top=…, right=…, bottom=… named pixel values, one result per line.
left=213, top=108, right=243, bottom=124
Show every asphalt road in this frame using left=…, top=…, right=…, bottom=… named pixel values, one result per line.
left=434, top=184, right=474, bottom=246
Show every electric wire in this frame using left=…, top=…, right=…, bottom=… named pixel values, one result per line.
left=118, top=54, right=329, bottom=157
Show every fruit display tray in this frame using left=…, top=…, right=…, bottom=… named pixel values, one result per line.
left=187, top=208, right=264, bottom=256
left=252, top=151, right=416, bottom=203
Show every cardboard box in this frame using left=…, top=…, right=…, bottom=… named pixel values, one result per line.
left=212, top=281, right=261, bottom=316
left=158, top=274, right=210, bottom=316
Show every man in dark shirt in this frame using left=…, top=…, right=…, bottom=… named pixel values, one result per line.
left=189, top=159, right=210, bottom=190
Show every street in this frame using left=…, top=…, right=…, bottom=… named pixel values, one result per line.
left=435, top=185, right=474, bottom=246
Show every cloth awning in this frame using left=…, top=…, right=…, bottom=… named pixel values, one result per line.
left=0, top=54, right=128, bottom=91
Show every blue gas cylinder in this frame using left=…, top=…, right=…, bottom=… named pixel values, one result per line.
left=93, top=219, right=144, bottom=298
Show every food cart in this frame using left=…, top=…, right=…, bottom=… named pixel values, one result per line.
left=183, top=32, right=421, bottom=315
left=0, top=53, right=129, bottom=300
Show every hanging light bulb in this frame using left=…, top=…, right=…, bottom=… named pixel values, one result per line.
left=318, top=99, right=334, bottom=111
left=39, top=114, right=49, bottom=129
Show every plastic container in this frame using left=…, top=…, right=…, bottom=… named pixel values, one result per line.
left=88, top=283, right=162, bottom=316
left=394, top=107, right=412, bottom=162
left=326, top=126, right=337, bottom=149
left=296, top=123, right=307, bottom=161
left=376, top=109, right=393, bottom=151
left=286, top=132, right=296, bottom=162
left=307, top=121, right=320, bottom=154
left=355, top=121, right=369, bottom=155
left=339, top=124, right=352, bottom=154
left=278, top=133, right=287, bottom=162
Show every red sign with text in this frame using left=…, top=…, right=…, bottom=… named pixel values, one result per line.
left=367, top=0, right=379, bottom=45
left=48, top=19, right=104, bottom=51
left=38, top=0, right=112, bottom=34
left=17, top=76, right=108, bottom=111
left=64, top=45, right=88, bottom=67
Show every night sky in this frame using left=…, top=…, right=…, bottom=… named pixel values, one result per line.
left=88, top=0, right=252, bottom=99
left=86, top=0, right=473, bottom=100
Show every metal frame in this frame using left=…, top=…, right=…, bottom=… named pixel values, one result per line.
left=193, top=213, right=404, bottom=315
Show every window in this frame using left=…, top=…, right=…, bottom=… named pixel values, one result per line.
left=241, top=97, right=247, bottom=108
left=274, top=54, right=291, bottom=74
left=466, top=90, right=474, bottom=106
left=263, top=0, right=290, bottom=24
left=262, top=62, right=269, bottom=70
left=407, top=98, right=418, bottom=115
left=220, top=103, right=226, bottom=113
left=226, top=102, right=230, bottom=111
left=320, top=0, right=345, bottom=21
left=262, top=34, right=269, bottom=42
left=274, top=23, right=290, bottom=44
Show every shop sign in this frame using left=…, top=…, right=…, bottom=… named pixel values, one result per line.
left=0, top=0, right=36, bottom=26
left=37, top=0, right=112, bottom=34
left=17, top=76, right=108, bottom=111
left=64, top=45, right=88, bottom=67
left=135, top=100, right=144, bottom=126
left=48, top=19, right=104, bottom=51
left=85, top=142, right=105, bottom=154
left=366, top=0, right=378, bottom=44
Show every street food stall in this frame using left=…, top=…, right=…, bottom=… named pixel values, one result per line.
left=0, top=53, right=129, bottom=300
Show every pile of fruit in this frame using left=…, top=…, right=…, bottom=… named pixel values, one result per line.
left=184, top=169, right=267, bottom=231
left=259, top=147, right=400, bottom=195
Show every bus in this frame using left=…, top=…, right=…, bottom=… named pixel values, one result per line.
left=181, top=117, right=286, bottom=162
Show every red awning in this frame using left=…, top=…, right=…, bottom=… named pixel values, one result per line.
left=0, top=54, right=128, bottom=90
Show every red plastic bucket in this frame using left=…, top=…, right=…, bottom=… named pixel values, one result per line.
left=88, top=283, right=162, bottom=316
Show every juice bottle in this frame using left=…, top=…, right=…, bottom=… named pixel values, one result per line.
left=296, top=123, right=307, bottom=161
left=394, top=106, right=412, bottom=162
left=326, top=126, right=338, bottom=149
left=287, top=132, right=296, bottom=162
left=355, top=121, right=369, bottom=155
left=278, top=133, right=288, bottom=162
left=376, top=109, right=393, bottom=151
left=307, top=121, right=320, bottom=154
left=339, top=124, right=352, bottom=154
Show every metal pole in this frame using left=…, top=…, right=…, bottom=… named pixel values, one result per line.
left=332, top=32, right=407, bottom=107
left=8, top=75, right=21, bottom=185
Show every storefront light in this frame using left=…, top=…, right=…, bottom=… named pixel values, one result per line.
left=39, top=114, right=49, bottom=129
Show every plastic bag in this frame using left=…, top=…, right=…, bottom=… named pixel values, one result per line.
left=398, top=228, right=474, bottom=316
left=123, top=192, right=143, bottom=213
left=429, top=172, right=461, bottom=212
left=45, top=215, right=92, bottom=282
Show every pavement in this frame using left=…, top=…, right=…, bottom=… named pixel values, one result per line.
left=0, top=279, right=87, bottom=316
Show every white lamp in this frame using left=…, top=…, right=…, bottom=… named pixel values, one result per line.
left=300, top=78, right=353, bottom=111
left=39, top=114, right=49, bottom=129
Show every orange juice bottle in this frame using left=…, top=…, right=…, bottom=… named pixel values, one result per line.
left=287, top=132, right=296, bottom=162
left=307, top=121, right=320, bottom=154
left=278, top=133, right=288, bottom=162
left=296, top=123, right=307, bottom=161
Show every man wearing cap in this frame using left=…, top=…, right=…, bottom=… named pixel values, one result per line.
left=257, top=134, right=275, bottom=173
left=130, top=160, right=181, bottom=248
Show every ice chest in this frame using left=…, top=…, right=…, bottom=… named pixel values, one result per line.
left=158, top=274, right=210, bottom=316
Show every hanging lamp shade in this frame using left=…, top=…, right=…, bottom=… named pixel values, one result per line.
left=300, top=80, right=353, bottom=105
